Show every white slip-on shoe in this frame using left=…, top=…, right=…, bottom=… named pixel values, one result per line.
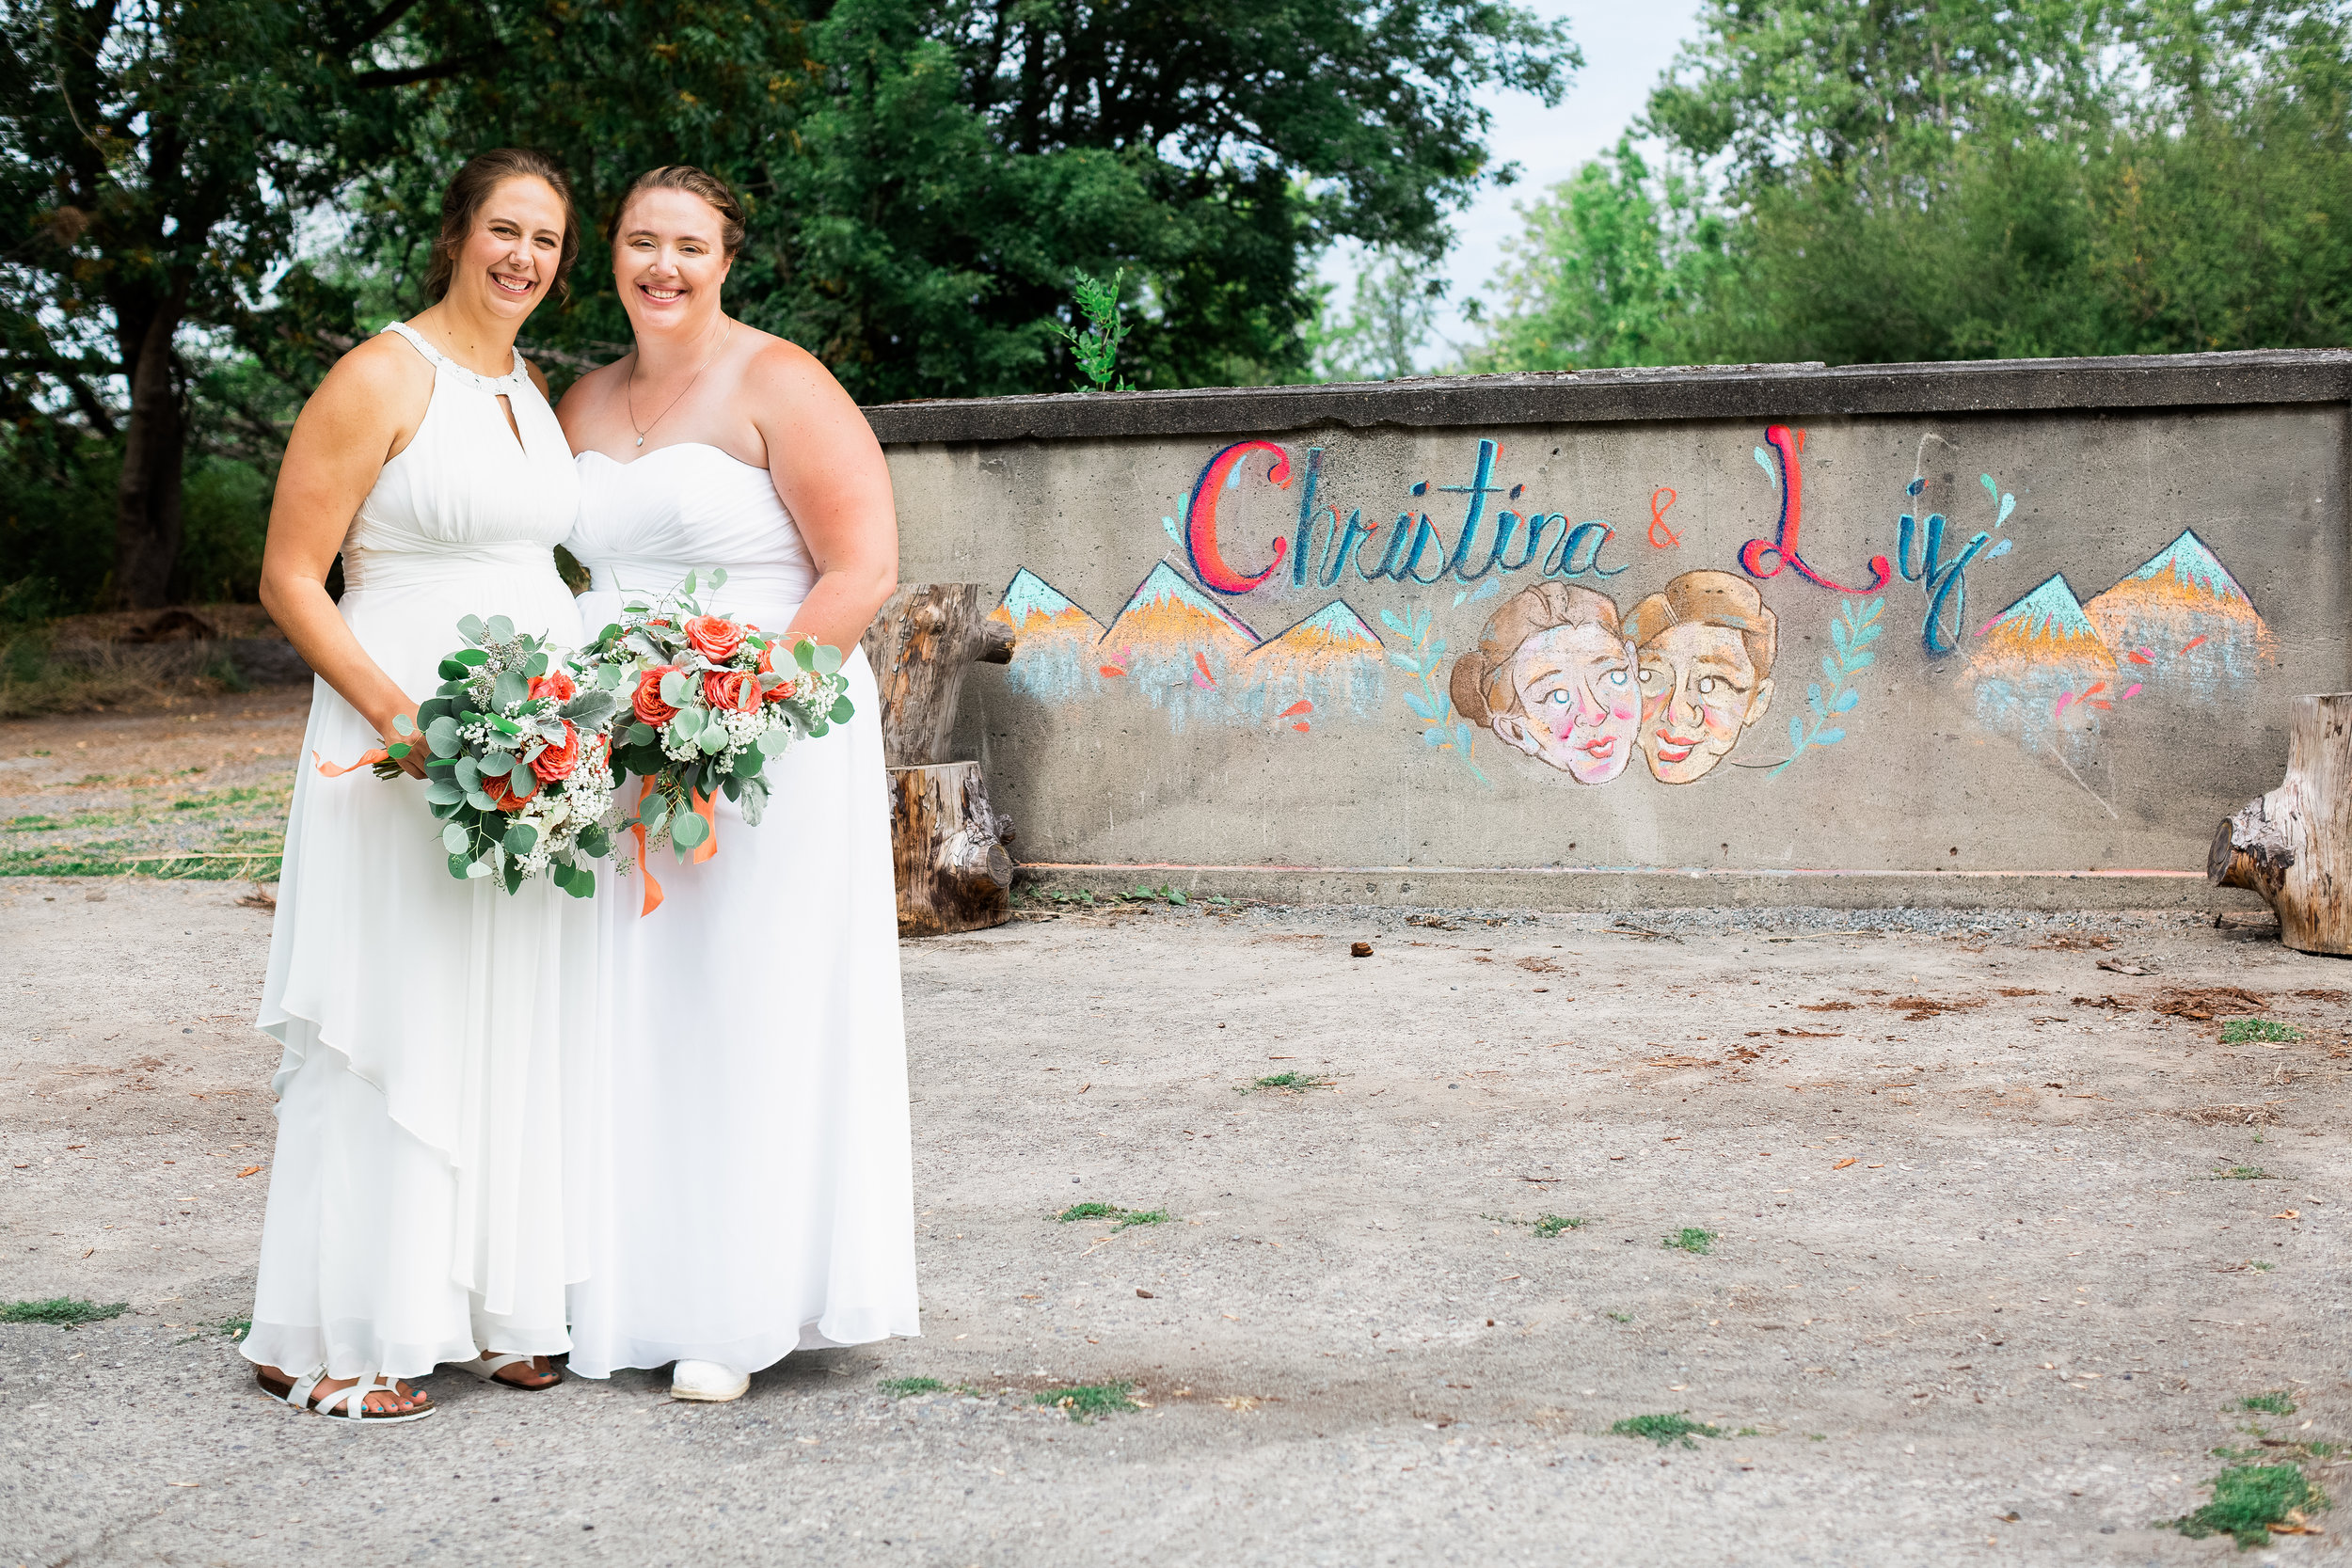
left=671, top=1359, right=750, bottom=1402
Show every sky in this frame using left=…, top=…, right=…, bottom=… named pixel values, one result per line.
left=1320, top=1, right=1708, bottom=366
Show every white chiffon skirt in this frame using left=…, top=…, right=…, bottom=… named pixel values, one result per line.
left=564, top=589, right=919, bottom=1379
left=245, top=548, right=594, bottom=1382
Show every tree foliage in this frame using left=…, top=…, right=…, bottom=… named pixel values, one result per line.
left=1476, top=0, right=2352, bottom=370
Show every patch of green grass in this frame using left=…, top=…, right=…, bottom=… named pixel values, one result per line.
left=2220, top=1017, right=2302, bottom=1044
left=2242, top=1392, right=2298, bottom=1416
left=176, top=1316, right=250, bottom=1345
left=1533, top=1214, right=1586, bottom=1238
left=1055, top=1202, right=1171, bottom=1229
left=1611, top=1412, right=1721, bottom=1449
left=2212, top=1165, right=2273, bottom=1180
left=880, top=1376, right=950, bottom=1398
left=1661, top=1227, right=1717, bottom=1255
left=1242, top=1070, right=1333, bottom=1092
left=1606, top=1311, right=1634, bottom=1323
left=2, top=1296, right=127, bottom=1326
left=1035, top=1382, right=1136, bottom=1421
left=2253, top=1260, right=2276, bottom=1272
left=2161, top=1464, right=2326, bottom=1548
left=1807, top=1433, right=1828, bottom=1442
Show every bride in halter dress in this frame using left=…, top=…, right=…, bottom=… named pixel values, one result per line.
left=246, top=151, right=595, bottom=1419
left=556, top=166, right=917, bottom=1400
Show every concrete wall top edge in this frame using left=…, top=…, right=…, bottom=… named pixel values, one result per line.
left=862, top=347, right=2352, bottom=447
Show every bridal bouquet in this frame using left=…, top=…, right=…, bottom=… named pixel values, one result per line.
left=374, top=614, right=625, bottom=895
left=580, top=568, right=853, bottom=864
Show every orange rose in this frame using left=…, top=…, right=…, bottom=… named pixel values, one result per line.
left=632, top=666, right=679, bottom=726
left=755, top=641, right=799, bottom=703
left=483, top=763, right=541, bottom=813
left=530, top=721, right=580, bottom=782
left=703, top=670, right=762, bottom=713
left=528, top=669, right=576, bottom=705
left=685, top=615, right=748, bottom=662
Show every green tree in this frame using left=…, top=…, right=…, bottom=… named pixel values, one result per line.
left=0, top=0, right=490, bottom=607
left=1313, top=246, right=1447, bottom=379
left=1467, top=138, right=1725, bottom=371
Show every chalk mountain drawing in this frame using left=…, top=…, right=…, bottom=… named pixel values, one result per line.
left=2082, top=529, right=2275, bottom=702
left=990, top=568, right=1108, bottom=704
left=1963, top=574, right=2117, bottom=755
left=1246, top=600, right=1387, bottom=720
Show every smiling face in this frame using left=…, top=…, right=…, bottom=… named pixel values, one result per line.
left=451, top=176, right=568, bottom=324
left=1490, top=622, right=1641, bottom=784
left=1636, top=622, right=1772, bottom=784
left=613, top=186, right=735, bottom=337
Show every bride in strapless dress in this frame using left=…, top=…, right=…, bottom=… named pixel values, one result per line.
left=555, top=166, right=917, bottom=1400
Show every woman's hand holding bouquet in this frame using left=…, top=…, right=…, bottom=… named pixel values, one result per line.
left=580, top=568, right=852, bottom=869
left=376, top=613, right=626, bottom=895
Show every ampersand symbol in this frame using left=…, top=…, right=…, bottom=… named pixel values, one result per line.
left=1647, top=485, right=1681, bottom=549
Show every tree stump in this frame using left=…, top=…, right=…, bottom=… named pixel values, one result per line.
left=859, top=582, right=990, bottom=768
left=888, top=762, right=1012, bottom=938
left=860, top=582, right=1020, bottom=936
left=2208, top=692, right=2352, bottom=954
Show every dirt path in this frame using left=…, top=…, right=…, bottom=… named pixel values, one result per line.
left=4, top=888, right=2349, bottom=1566
left=0, top=688, right=310, bottom=879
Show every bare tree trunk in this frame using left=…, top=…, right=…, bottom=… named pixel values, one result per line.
left=106, top=292, right=188, bottom=610
left=888, top=762, right=1012, bottom=938
left=2209, top=692, right=2352, bottom=954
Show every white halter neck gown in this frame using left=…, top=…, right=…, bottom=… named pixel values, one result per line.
left=245, top=322, right=593, bottom=1381
left=562, top=441, right=917, bottom=1379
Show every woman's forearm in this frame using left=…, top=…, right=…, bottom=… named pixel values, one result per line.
left=260, top=571, right=418, bottom=736
left=779, top=559, right=897, bottom=657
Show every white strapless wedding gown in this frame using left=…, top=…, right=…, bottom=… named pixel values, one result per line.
left=246, top=323, right=593, bottom=1381
left=561, top=441, right=917, bottom=1378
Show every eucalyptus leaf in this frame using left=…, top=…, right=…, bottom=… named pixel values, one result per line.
left=425, top=716, right=462, bottom=756
left=670, top=809, right=710, bottom=849
left=660, top=671, right=691, bottom=707
left=625, top=721, right=655, bottom=747
left=457, top=613, right=486, bottom=643
left=423, top=779, right=463, bottom=806
left=453, top=647, right=489, bottom=668
left=639, top=795, right=671, bottom=832
left=443, top=822, right=470, bottom=854
left=567, top=868, right=596, bottom=899
left=438, top=657, right=470, bottom=681
left=485, top=614, right=515, bottom=643
left=490, top=714, right=521, bottom=736
left=466, top=789, right=497, bottom=813
left=525, top=650, right=550, bottom=678
left=793, top=640, right=817, bottom=672
left=454, top=755, right=483, bottom=791
left=812, top=643, right=844, bottom=675
left=739, top=778, right=768, bottom=828
left=682, top=570, right=698, bottom=596
left=503, top=822, right=539, bottom=856
left=492, top=669, right=529, bottom=710
left=447, top=852, right=472, bottom=880
left=829, top=696, right=854, bottom=722
left=709, top=566, right=728, bottom=588
left=502, top=859, right=524, bottom=895
left=578, top=824, right=612, bottom=859
left=475, top=750, right=513, bottom=776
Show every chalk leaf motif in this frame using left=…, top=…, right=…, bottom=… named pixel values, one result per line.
left=1769, top=595, right=1883, bottom=779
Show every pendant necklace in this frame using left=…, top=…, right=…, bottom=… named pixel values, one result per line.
left=627, top=319, right=733, bottom=448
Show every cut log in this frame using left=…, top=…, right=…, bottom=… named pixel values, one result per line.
left=2208, top=692, right=2352, bottom=955
left=888, top=761, right=1012, bottom=938
left=859, top=582, right=990, bottom=768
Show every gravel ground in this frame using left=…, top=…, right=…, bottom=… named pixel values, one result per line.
left=4, top=879, right=2350, bottom=1567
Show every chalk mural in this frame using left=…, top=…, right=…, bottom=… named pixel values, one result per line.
left=984, top=430, right=2272, bottom=784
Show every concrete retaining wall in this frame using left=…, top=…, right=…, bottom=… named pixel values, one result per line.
left=868, top=351, right=2352, bottom=910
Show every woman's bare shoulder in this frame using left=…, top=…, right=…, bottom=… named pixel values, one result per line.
left=304, top=330, right=432, bottom=432
left=739, top=331, right=856, bottom=410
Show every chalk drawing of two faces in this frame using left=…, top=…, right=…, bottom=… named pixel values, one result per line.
left=1449, top=573, right=1779, bottom=785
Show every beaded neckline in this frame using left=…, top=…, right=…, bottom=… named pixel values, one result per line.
left=381, top=321, right=530, bottom=393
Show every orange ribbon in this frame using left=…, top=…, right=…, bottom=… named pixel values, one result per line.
left=313, top=747, right=389, bottom=777
left=628, top=776, right=717, bottom=916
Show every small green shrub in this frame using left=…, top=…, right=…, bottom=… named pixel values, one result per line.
left=880, top=1376, right=948, bottom=1398
left=2241, top=1391, right=2297, bottom=1416
left=2, top=1296, right=127, bottom=1325
left=1611, top=1413, right=1721, bottom=1448
left=2221, top=1017, right=2301, bottom=1044
left=2162, top=1464, right=2326, bottom=1547
left=1533, top=1214, right=1586, bottom=1238
left=1661, top=1227, right=1717, bottom=1255
left=1035, top=1382, right=1137, bottom=1421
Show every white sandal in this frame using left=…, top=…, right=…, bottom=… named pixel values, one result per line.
left=259, top=1365, right=435, bottom=1423
left=463, top=1351, right=562, bottom=1390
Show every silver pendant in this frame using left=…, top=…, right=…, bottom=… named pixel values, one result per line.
left=635, top=435, right=644, bottom=447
